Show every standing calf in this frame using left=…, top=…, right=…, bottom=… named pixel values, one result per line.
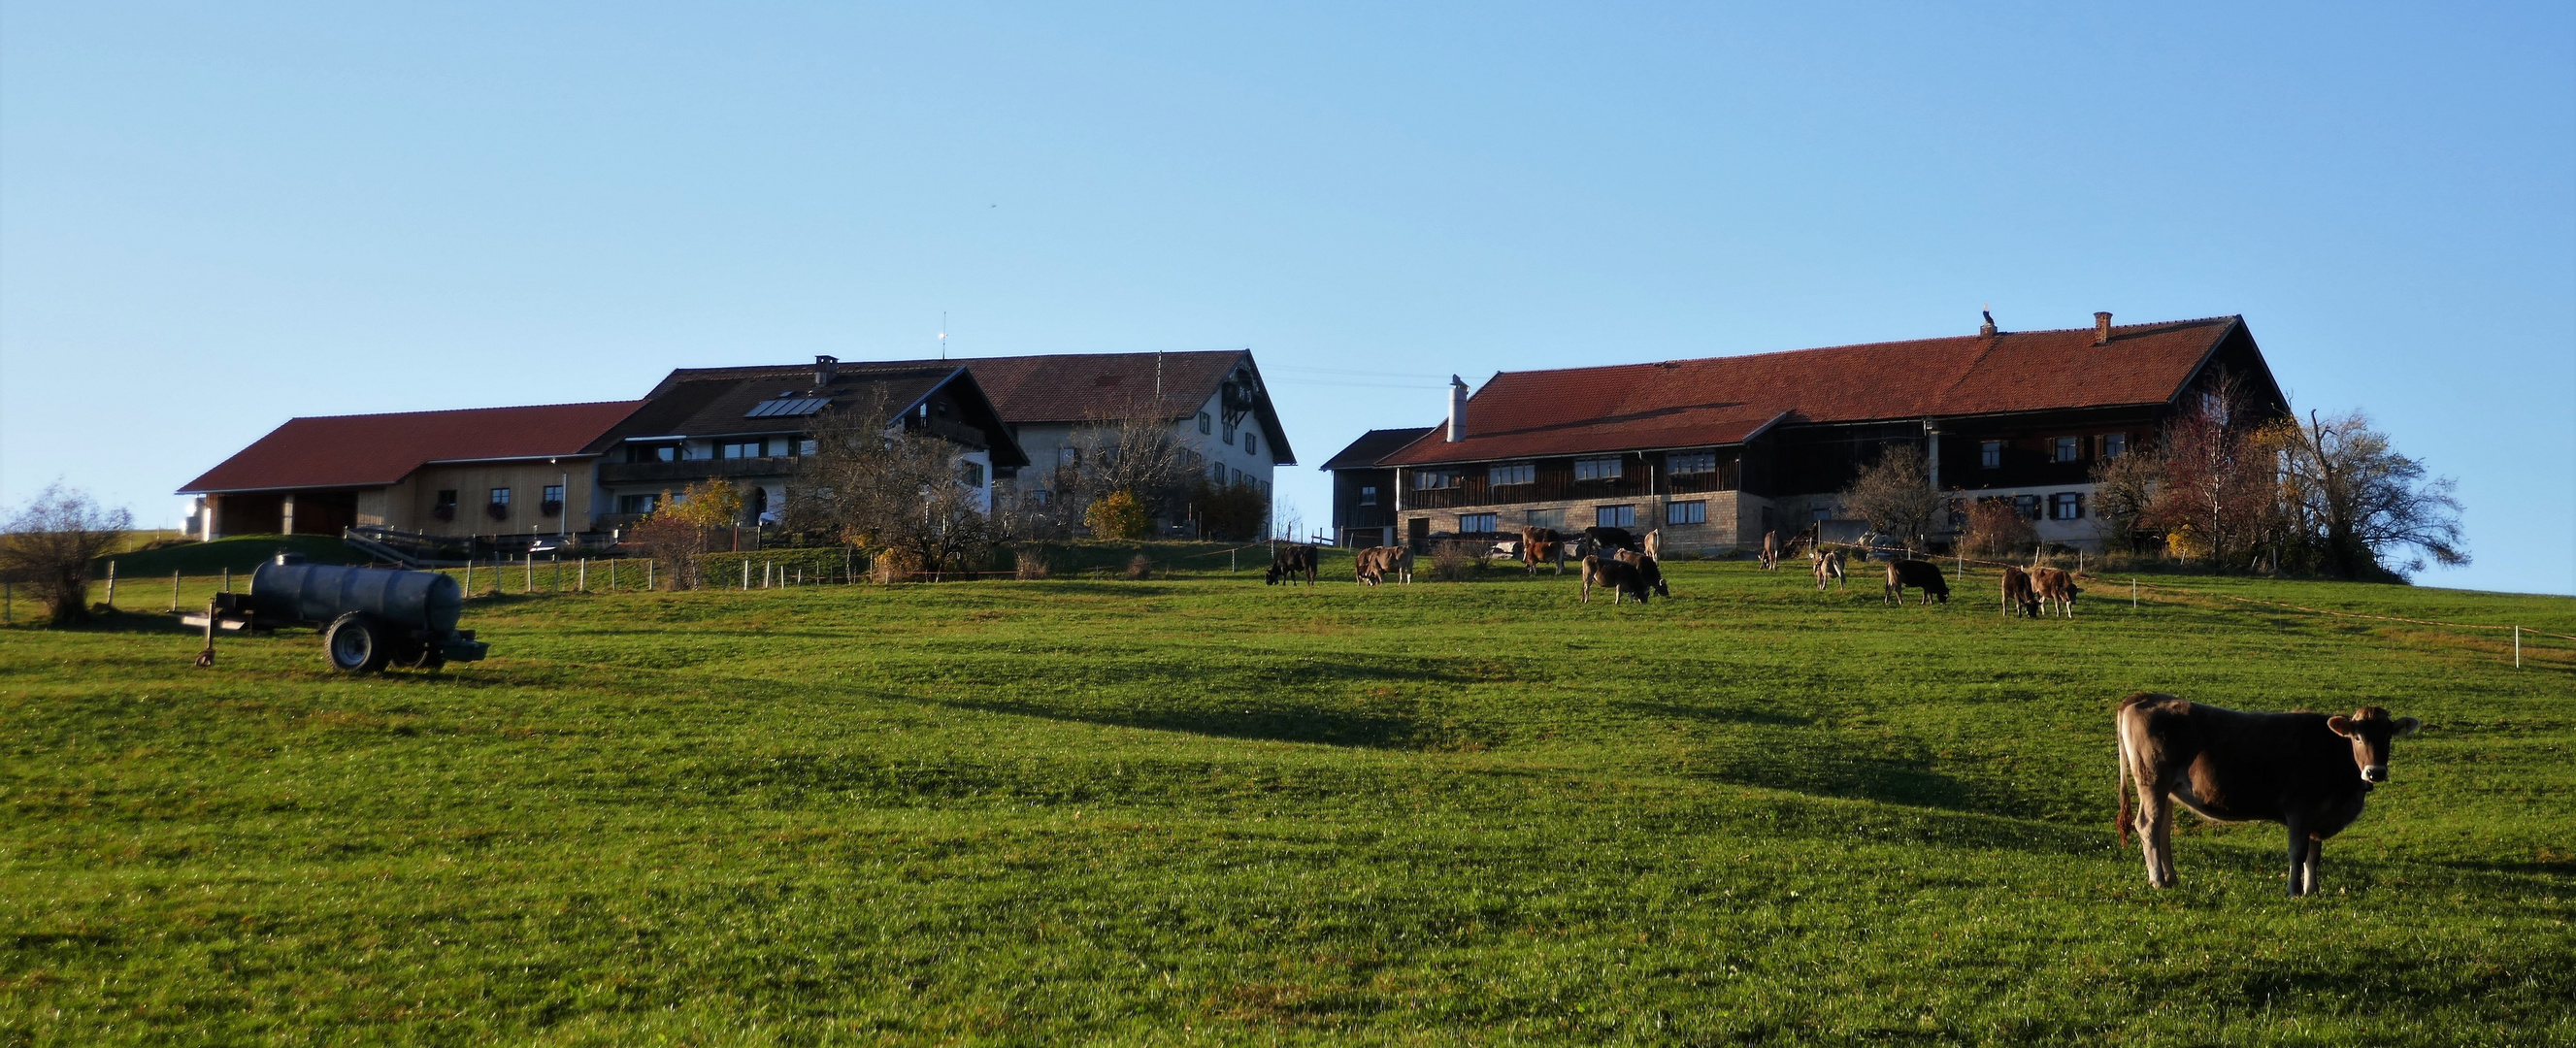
left=2031, top=566, right=2079, bottom=617
left=1580, top=554, right=1660, bottom=605
left=2116, top=692, right=2420, bottom=897
left=1999, top=565, right=2038, bottom=617
left=1811, top=548, right=1847, bottom=591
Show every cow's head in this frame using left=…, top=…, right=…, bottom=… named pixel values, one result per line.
left=2326, top=706, right=2422, bottom=784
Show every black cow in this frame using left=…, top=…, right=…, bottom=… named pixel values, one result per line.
left=1581, top=526, right=1639, bottom=557
left=1265, top=543, right=1318, bottom=586
left=1610, top=548, right=1670, bottom=598
left=1580, top=554, right=1659, bottom=605
left=2116, top=693, right=2422, bottom=897
left=1882, top=559, right=1950, bottom=606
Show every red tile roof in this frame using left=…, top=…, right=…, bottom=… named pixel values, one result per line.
left=1377, top=316, right=2247, bottom=467
left=178, top=401, right=644, bottom=494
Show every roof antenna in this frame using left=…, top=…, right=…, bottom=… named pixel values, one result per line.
left=1155, top=350, right=1163, bottom=401
left=939, top=311, right=947, bottom=360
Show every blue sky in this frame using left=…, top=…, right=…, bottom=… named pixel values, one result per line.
left=4, top=3, right=2570, bottom=593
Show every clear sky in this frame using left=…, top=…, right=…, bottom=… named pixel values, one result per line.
left=4, top=3, right=2570, bottom=594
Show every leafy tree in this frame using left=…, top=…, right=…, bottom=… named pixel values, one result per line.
left=0, top=483, right=132, bottom=624
left=1836, top=443, right=1942, bottom=543
left=627, top=480, right=743, bottom=589
left=2276, top=409, right=2466, bottom=578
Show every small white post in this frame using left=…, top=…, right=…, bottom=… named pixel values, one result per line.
left=171, top=570, right=182, bottom=612
left=2514, top=626, right=2522, bottom=669
left=578, top=558, right=587, bottom=592
left=647, top=559, right=655, bottom=590
left=2131, top=579, right=2138, bottom=608
left=743, top=559, right=750, bottom=590
left=524, top=554, right=534, bottom=593
left=221, top=568, right=231, bottom=594
left=465, top=560, right=474, bottom=594
left=105, top=561, right=116, bottom=607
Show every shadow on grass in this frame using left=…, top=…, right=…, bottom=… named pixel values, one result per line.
left=940, top=695, right=1484, bottom=751
left=1692, top=731, right=2058, bottom=823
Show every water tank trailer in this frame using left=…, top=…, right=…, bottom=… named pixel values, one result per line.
left=183, top=554, right=490, bottom=671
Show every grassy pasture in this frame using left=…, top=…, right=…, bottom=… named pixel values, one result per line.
left=3, top=553, right=2571, bottom=1045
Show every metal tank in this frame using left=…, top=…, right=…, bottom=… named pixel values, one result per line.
left=248, top=558, right=464, bottom=633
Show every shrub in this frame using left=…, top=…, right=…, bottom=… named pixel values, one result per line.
left=1013, top=545, right=1052, bottom=580
left=872, top=548, right=923, bottom=584
left=1431, top=541, right=1475, bottom=581
left=0, top=484, right=131, bottom=625
left=1960, top=500, right=2039, bottom=560
left=1126, top=553, right=1154, bottom=580
left=1087, top=491, right=1153, bottom=540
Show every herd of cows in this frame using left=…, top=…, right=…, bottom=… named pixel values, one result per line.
left=1265, top=525, right=2084, bottom=615
left=1259, top=531, right=2424, bottom=899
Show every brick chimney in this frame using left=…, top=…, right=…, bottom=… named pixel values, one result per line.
left=2093, top=312, right=2113, bottom=345
left=814, top=354, right=839, bottom=386
left=1446, top=376, right=1470, bottom=442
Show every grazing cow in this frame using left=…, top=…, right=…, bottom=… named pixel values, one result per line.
left=2115, top=692, right=2421, bottom=897
left=1643, top=528, right=1663, bottom=561
left=1609, top=549, right=1671, bottom=597
left=1354, top=545, right=1414, bottom=586
left=1999, top=565, right=2039, bottom=617
left=1582, top=526, right=1638, bottom=557
left=1812, top=548, right=1848, bottom=591
left=2031, top=566, right=2080, bottom=617
left=1265, top=543, right=1318, bottom=586
left=1759, top=531, right=1781, bottom=571
left=1882, top=559, right=1950, bottom=606
left=1580, top=554, right=1657, bottom=605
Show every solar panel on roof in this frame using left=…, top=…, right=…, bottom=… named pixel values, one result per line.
left=744, top=397, right=830, bottom=418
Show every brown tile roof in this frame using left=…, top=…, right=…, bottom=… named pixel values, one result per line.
left=1376, top=316, right=2248, bottom=467
left=652, top=349, right=1297, bottom=464
left=178, top=401, right=644, bottom=494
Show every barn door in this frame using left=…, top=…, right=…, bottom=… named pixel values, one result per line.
left=1406, top=516, right=1430, bottom=553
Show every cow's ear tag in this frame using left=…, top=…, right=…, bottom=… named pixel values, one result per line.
left=2392, top=717, right=2422, bottom=737
left=2326, top=715, right=2355, bottom=738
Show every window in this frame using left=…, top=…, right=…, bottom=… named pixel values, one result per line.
left=797, top=440, right=817, bottom=457
left=1668, top=449, right=1718, bottom=475
left=1222, top=422, right=1238, bottom=445
left=959, top=460, right=985, bottom=487
left=1668, top=501, right=1706, bottom=525
left=1198, top=411, right=1212, bottom=434
left=1211, top=462, right=1229, bottom=484
left=1233, top=468, right=1248, bottom=487
left=1411, top=470, right=1458, bottom=489
left=1029, top=489, right=1052, bottom=508
left=630, top=442, right=678, bottom=463
left=1462, top=512, right=1498, bottom=534
left=1244, top=434, right=1257, bottom=457
left=2052, top=492, right=2084, bottom=520
left=487, top=487, right=512, bottom=521
left=1489, top=462, right=1535, bottom=487
left=543, top=484, right=564, bottom=504
left=2100, top=432, right=2129, bottom=459
left=1359, top=484, right=1379, bottom=507
left=2014, top=494, right=2041, bottom=520
left=2053, top=437, right=2080, bottom=463
left=720, top=441, right=764, bottom=459
left=1981, top=442, right=2002, bottom=470
left=435, top=489, right=458, bottom=508
left=1060, top=446, right=1080, bottom=468
left=490, top=487, right=512, bottom=507
left=1575, top=457, right=1625, bottom=481
left=1597, top=505, right=1635, bottom=528
left=617, top=494, right=659, bottom=514
left=542, top=484, right=565, bottom=517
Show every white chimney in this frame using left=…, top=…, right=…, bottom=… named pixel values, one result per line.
left=1447, top=376, right=1470, bottom=442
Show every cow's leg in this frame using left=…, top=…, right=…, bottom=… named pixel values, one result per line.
left=2142, top=785, right=2177, bottom=888
left=2301, top=836, right=2323, bottom=897
left=2283, top=818, right=2311, bottom=897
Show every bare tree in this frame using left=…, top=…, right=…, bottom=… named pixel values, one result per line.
left=2276, top=409, right=2467, bottom=577
left=0, top=483, right=133, bottom=624
left=2089, top=441, right=2164, bottom=554
left=2141, top=374, right=2280, bottom=571
left=627, top=480, right=741, bottom=589
left=1837, top=443, right=1942, bottom=544
left=1063, top=402, right=1202, bottom=532
left=789, top=394, right=1003, bottom=573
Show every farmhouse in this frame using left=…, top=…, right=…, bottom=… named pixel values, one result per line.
left=178, top=401, right=643, bottom=541
left=1323, top=313, right=2288, bottom=554
left=591, top=358, right=1027, bottom=530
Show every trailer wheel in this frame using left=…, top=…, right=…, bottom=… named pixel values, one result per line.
left=323, top=613, right=390, bottom=673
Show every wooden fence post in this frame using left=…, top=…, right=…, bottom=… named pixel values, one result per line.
left=2514, top=626, right=2522, bottom=669
left=524, top=554, right=534, bottom=593
left=742, top=559, right=750, bottom=590
left=578, top=558, right=587, bottom=592
left=646, top=559, right=655, bottom=590
left=2131, top=579, right=2138, bottom=608
left=171, top=570, right=182, bottom=612
left=464, top=560, right=475, bottom=595
left=105, top=561, right=116, bottom=608
left=221, top=568, right=231, bottom=594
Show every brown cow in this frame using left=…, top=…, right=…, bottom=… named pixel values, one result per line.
left=2116, top=693, right=2421, bottom=897
left=1811, top=548, right=1847, bottom=591
left=2031, top=566, right=2079, bottom=617
left=1882, top=559, right=1950, bottom=605
left=1354, top=545, right=1413, bottom=586
left=1759, top=530, right=1781, bottom=571
left=1580, top=554, right=1659, bottom=605
left=1521, top=526, right=1566, bottom=575
left=1265, top=543, right=1318, bottom=586
left=1999, top=565, right=2038, bottom=617
left=1642, top=528, right=1663, bottom=562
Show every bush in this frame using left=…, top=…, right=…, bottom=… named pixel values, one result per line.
left=1086, top=491, right=1153, bottom=540
left=0, top=484, right=130, bottom=625
left=1960, top=500, right=2039, bottom=560
left=1125, top=553, right=1155, bottom=580
left=872, top=548, right=923, bottom=585
left=1431, top=541, right=1475, bottom=581
left=1013, top=545, right=1053, bottom=580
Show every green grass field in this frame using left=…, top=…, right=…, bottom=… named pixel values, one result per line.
left=5, top=552, right=2571, bottom=1045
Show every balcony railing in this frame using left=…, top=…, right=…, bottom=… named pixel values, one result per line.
left=600, top=456, right=798, bottom=485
